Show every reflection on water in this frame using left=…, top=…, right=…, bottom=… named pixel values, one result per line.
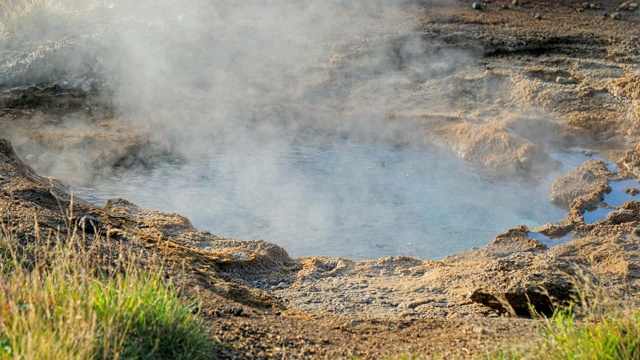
left=74, top=142, right=596, bottom=260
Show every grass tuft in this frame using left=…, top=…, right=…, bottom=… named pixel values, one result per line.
left=485, top=283, right=640, bottom=360
left=0, top=218, right=216, bottom=360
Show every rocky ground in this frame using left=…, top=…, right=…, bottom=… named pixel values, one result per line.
left=2, top=0, right=640, bottom=358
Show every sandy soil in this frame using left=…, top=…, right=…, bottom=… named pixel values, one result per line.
left=2, top=1, right=640, bottom=359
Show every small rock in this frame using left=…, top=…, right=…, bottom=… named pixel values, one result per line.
left=603, top=12, right=610, bottom=17
left=472, top=2, right=482, bottom=10
left=472, top=326, right=491, bottom=335
left=219, top=323, right=230, bottom=331
left=512, top=0, right=520, bottom=5
left=611, top=12, right=622, bottom=19
left=502, top=3, right=509, bottom=9
left=214, top=309, right=223, bottom=317
left=78, top=215, right=101, bottom=234
left=534, top=12, right=543, bottom=19
left=606, top=209, right=637, bottom=224
left=231, top=306, right=244, bottom=316
left=619, top=0, right=637, bottom=10
left=625, top=187, right=640, bottom=196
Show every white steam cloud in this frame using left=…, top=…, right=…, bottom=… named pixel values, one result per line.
left=5, top=0, right=559, bottom=259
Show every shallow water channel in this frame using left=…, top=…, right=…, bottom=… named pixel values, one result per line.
left=74, top=142, right=596, bottom=260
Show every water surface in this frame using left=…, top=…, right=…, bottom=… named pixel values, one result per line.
left=75, top=142, right=593, bottom=260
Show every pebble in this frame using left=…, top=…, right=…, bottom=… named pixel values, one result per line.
left=231, top=306, right=244, bottom=316
left=502, top=4, right=509, bottom=9
left=472, top=326, right=491, bottom=335
left=472, top=2, right=482, bottom=10
left=534, top=12, right=543, bottom=19
left=611, top=12, right=622, bottom=19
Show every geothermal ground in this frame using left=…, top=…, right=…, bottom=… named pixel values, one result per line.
left=2, top=0, right=640, bottom=358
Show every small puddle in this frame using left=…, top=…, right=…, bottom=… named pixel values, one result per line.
left=582, top=178, right=640, bottom=224
left=528, top=232, right=574, bottom=247
left=604, top=178, right=640, bottom=207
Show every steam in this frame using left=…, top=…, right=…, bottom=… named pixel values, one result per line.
left=3, top=0, right=567, bottom=259
left=97, top=0, right=471, bottom=153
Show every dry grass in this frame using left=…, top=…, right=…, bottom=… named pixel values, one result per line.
left=0, top=212, right=216, bottom=359
left=486, top=272, right=640, bottom=360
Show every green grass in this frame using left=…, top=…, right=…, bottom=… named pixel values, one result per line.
left=539, top=306, right=640, bottom=360
left=0, top=221, right=216, bottom=359
left=486, top=301, right=640, bottom=360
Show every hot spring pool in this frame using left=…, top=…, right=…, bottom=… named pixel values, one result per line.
left=74, top=142, right=596, bottom=260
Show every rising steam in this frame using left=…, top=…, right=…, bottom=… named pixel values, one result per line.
left=1, top=0, right=571, bottom=259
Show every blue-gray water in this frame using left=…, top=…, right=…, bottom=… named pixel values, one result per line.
left=74, top=142, right=594, bottom=260
left=583, top=178, right=640, bottom=224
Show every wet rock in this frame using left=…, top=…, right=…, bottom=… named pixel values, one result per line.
left=606, top=201, right=640, bottom=224
left=444, top=121, right=561, bottom=180
left=605, top=209, right=637, bottom=224
left=485, top=225, right=547, bottom=257
left=550, top=159, right=611, bottom=209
